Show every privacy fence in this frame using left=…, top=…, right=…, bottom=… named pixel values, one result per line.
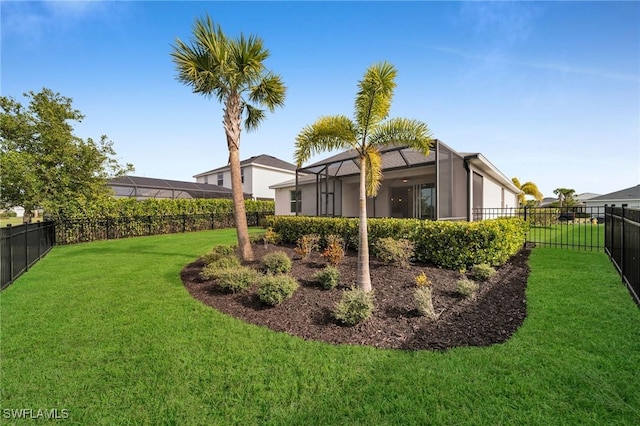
left=1, top=221, right=56, bottom=289
left=605, top=206, right=639, bottom=306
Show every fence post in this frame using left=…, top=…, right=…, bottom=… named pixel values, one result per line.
left=524, top=206, right=527, bottom=222
left=7, top=224, right=13, bottom=283
left=182, top=214, right=186, bottom=233
left=621, top=205, right=625, bottom=283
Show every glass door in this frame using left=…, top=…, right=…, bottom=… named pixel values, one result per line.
left=415, top=184, right=435, bottom=219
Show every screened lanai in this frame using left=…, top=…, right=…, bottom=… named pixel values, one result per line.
left=107, top=176, right=251, bottom=200
left=292, top=140, right=471, bottom=221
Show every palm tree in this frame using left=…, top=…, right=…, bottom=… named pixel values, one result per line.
left=294, top=62, right=432, bottom=292
left=512, top=177, right=543, bottom=206
left=553, top=187, right=577, bottom=207
left=171, top=15, right=286, bottom=261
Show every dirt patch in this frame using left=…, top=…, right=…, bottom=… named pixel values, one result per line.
left=181, top=244, right=530, bottom=351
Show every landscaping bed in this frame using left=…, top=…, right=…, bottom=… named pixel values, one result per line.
left=182, top=244, right=530, bottom=351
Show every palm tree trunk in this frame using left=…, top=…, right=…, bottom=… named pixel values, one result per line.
left=224, top=94, right=254, bottom=262
left=357, top=157, right=372, bottom=292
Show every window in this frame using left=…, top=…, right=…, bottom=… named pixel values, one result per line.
left=203, top=176, right=208, bottom=184
left=290, top=190, right=301, bottom=214
left=241, top=167, right=245, bottom=184
left=217, top=173, right=224, bottom=186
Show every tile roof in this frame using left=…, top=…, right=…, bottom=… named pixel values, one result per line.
left=587, top=184, right=640, bottom=201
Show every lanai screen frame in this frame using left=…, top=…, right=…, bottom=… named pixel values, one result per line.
left=294, top=139, right=469, bottom=220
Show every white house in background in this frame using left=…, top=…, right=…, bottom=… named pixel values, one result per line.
left=584, top=184, right=640, bottom=209
left=193, top=154, right=298, bottom=200
left=269, top=140, right=520, bottom=221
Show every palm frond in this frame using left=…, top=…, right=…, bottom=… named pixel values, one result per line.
left=294, top=115, right=356, bottom=167
left=367, top=118, right=433, bottom=155
left=354, top=62, right=397, bottom=136
left=243, top=104, right=266, bottom=132
left=364, top=148, right=383, bottom=197
left=248, top=73, right=287, bottom=111
left=522, top=182, right=543, bottom=201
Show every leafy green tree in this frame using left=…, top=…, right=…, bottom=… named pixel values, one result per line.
left=511, top=177, right=543, bottom=206
left=0, top=88, right=133, bottom=220
left=294, top=62, right=432, bottom=292
left=172, top=15, right=286, bottom=261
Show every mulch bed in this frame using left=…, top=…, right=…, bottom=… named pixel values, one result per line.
left=181, top=244, right=531, bottom=351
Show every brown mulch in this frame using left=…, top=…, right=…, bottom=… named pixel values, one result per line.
left=181, top=244, right=530, bottom=351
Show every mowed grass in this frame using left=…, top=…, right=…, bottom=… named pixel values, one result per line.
left=1, top=230, right=639, bottom=425
left=529, top=223, right=605, bottom=249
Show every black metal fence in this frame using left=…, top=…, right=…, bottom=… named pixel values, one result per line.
left=473, top=206, right=606, bottom=251
left=605, top=206, right=639, bottom=305
left=55, top=212, right=272, bottom=245
left=1, top=221, right=56, bottom=290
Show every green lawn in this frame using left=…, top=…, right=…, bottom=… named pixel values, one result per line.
left=1, top=229, right=638, bottom=424
left=529, top=223, right=605, bottom=250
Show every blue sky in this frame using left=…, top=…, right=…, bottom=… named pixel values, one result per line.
left=2, top=1, right=639, bottom=198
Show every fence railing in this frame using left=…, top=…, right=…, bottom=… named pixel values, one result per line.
left=605, top=206, right=639, bottom=305
left=55, top=212, right=273, bottom=245
left=473, top=206, right=606, bottom=251
left=1, top=221, right=56, bottom=290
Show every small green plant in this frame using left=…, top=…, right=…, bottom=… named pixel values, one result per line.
left=214, top=267, right=259, bottom=293
left=457, top=279, right=479, bottom=299
left=200, top=245, right=237, bottom=266
left=249, top=232, right=265, bottom=245
left=414, top=271, right=432, bottom=288
left=257, top=275, right=299, bottom=305
left=469, top=263, right=496, bottom=281
left=414, top=287, right=438, bottom=319
left=263, top=228, right=281, bottom=246
left=315, top=265, right=340, bottom=290
left=373, top=237, right=414, bottom=267
left=260, top=251, right=292, bottom=274
left=333, top=288, right=375, bottom=326
left=294, top=234, right=320, bottom=259
left=200, top=256, right=241, bottom=277
left=321, top=235, right=345, bottom=266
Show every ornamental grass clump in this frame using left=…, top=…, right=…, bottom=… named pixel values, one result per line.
left=333, top=288, right=375, bottom=326
left=414, top=287, right=438, bottom=319
left=469, top=263, right=496, bottom=282
left=263, top=228, right=281, bottom=246
left=457, top=279, right=479, bottom=299
left=315, top=265, right=340, bottom=290
left=200, top=245, right=238, bottom=266
left=373, top=237, right=414, bottom=267
left=257, top=275, right=299, bottom=306
left=260, top=251, right=292, bottom=274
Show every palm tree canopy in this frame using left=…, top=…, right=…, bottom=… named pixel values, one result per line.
left=512, top=177, right=543, bottom=205
left=171, top=15, right=286, bottom=132
left=295, top=62, right=432, bottom=197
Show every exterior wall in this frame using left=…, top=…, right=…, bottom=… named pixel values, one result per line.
left=196, top=166, right=295, bottom=199
left=482, top=175, right=504, bottom=209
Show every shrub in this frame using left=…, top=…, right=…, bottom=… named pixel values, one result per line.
left=469, top=263, right=496, bottom=281
left=315, top=266, right=340, bottom=290
left=457, top=279, right=479, bottom=299
left=373, top=237, right=414, bottom=267
left=200, top=245, right=237, bottom=265
left=414, top=272, right=432, bottom=288
left=414, top=287, right=438, bottom=319
left=333, top=288, right=375, bottom=326
left=214, top=267, right=259, bottom=293
left=260, top=251, right=292, bottom=274
left=257, top=275, right=299, bottom=305
left=294, top=234, right=320, bottom=259
left=263, top=228, right=281, bottom=246
left=321, top=235, right=345, bottom=266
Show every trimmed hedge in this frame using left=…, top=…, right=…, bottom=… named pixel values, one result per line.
left=266, top=216, right=528, bottom=270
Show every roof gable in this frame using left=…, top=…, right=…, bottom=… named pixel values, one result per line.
left=194, top=154, right=296, bottom=177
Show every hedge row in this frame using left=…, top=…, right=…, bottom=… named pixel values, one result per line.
left=55, top=198, right=274, bottom=219
left=265, top=216, right=528, bottom=269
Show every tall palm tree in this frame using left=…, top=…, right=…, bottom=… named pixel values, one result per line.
left=512, top=177, right=543, bottom=206
left=171, top=16, right=286, bottom=261
left=295, top=62, right=432, bottom=292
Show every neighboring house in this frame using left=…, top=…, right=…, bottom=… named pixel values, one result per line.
left=108, top=175, right=250, bottom=200
left=584, top=184, right=640, bottom=209
left=270, top=140, right=520, bottom=221
left=193, top=154, right=297, bottom=200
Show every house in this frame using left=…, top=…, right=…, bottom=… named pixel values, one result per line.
left=193, top=154, right=297, bottom=200
left=584, top=184, right=640, bottom=209
left=107, top=175, right=250, bottom=200
left=269, top=140, right=520, bottom=221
